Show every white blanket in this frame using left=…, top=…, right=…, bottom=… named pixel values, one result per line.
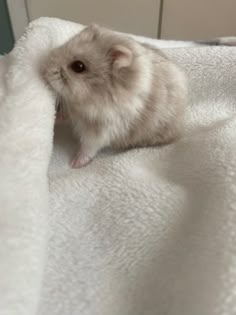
left=1, top=17, right=236, bottom=315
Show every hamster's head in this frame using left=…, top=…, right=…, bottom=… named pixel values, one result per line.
left=42, top=24, right=142, bottom=106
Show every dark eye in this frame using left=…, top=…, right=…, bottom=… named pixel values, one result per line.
left=70, top=60, right=86, bottom=73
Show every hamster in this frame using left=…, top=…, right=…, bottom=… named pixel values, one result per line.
left=42, top=24, right=187, bottom=168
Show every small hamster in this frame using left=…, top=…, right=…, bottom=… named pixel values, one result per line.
left=43, top=24, right=187, bottom=168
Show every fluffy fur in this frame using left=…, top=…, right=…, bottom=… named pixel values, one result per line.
left=42, top=24, right=188, bottom=168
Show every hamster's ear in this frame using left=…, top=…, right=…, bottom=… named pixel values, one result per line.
left=88, top=23, right=101, bottom=32
left=79, top=24, right=101, bottom=41
left=110, top=45, right=133, bottom=69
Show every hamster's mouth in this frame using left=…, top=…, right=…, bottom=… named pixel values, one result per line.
left=55, top=95, right=67, bottom=123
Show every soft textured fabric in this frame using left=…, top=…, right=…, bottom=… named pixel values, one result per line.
left=1, top=17, right=236, bottom=315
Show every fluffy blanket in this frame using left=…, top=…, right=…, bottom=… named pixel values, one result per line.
left=1, top=17, right=236, bottom=315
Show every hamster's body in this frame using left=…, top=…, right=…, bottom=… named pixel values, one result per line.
left=43, top=24, right=187, bottom=168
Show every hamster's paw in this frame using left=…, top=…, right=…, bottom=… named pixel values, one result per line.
left=70, top=151, right=92, bottom=168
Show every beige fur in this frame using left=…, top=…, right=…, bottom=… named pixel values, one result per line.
left=42, top=24, right=187, bottom=168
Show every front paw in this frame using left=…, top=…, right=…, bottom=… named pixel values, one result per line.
left=70, top=151, right=93, bottom=168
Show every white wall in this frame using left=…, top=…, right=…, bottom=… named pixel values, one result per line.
left=26, top=0, right=161, bottom=38
left=7, top=0, right=29, bottom=40
left=8, top=0, right=236, bottom=41
left=161, top=0, right=236, bottom=40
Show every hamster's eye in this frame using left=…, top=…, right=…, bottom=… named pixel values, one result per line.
left=70, top=60, right=86, bottom=73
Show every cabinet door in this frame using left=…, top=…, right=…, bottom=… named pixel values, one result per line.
left=26, top=0, right=160, bottom=38
left=161, top=0, right=236, bottom=40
